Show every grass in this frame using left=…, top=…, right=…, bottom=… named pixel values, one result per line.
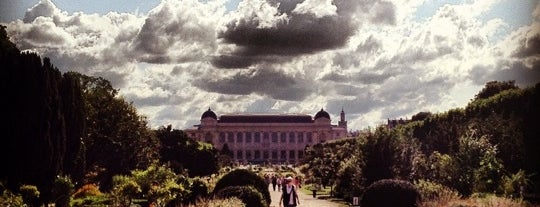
left=299, top=184, right=351, bottom=207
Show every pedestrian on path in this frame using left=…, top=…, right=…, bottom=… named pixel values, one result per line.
left=272, top=174, right=277, bottom=191
left=279, top=176, right=300, bottom=207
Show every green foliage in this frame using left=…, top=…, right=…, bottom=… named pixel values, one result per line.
left=185, top=177, right=210, bottom=204
left=361, top=127, right=401, bottom=185
left=304, top=138, right=358, bottom=188
left=216, top=186, right=266, bottom=207
left=111, top=175, right=141, bottom=207
left=52, top=176, right=75, bottom=207
left=411, top=111, right=432, bottom=122
left=333, top=156, right=364, bottom=201
left=455, top=132, right=504, bottom=195
left=72, top=72, right=160, bottom=190
left=0, top=187, right=25, bottom=207
left=502, top=170, right=533, bottom=198
left=414, top=179, right=461, bottom=202
left=474, top=80, right=518, bottom=100
left=189, top=197, right=245, bottom=207
left=131, top=163, right=188, bottom=207
left=213, top=169, right=271, bottom=205
left=1, top=26, right=84, bottom=205
left=19, top=185, right=40, bottom=207
left=156, top=126, right=219, bottom=177
left=360, top=179, right=420, bottom=207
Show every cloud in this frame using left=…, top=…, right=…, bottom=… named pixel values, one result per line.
left=131, top=0, right=223, bottom=64
left=4, top=0, right=539, bottom=131
left=23, top=0, right=61, bottom=23
left=193, top=67, right=313, bottom=101
left=212, top=0, right=396, bottom=68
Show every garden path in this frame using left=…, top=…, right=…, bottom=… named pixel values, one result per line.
left=268, top=184, right=341, bottom=207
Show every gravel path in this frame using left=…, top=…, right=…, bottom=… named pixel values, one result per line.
left=268, top=184, right=341, bottom=207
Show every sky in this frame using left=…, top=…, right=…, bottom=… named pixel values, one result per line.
left=1, top=0, right=539, bottom=131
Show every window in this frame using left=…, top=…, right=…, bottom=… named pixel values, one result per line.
left=254, top=132, right=261, bottom=143
left=281, top=150, right=287, bottom=159
left=246, top=132, right=252, bottom=143
left=254, top=150, right=261, bottom=159
left=219, top=132, right=226, bottom=143
left=298, top=150, right=304, bottom=159
left=298, top=132, right=304, bottom=143
left=307, top=132, right=313, bottom=143
left=263, top=151, right=269, bottom=159
left=263, top=132, right=269, bottom=142
left=289, top=150, right=295, bottom=159
left=227, top=132, right=234, bottom=143
left=237, top=132, right=243, bottom=143
left=246, top=151, right=252, bottom=159
left=271, top=132, right=278, bottom=143
left=272, top=150, right=278, bottom=159
left=289, top=132, right=295, bottom=143
left=280, top=132, right=287, bottom=143
left=237, top=150, right=243, bottom=159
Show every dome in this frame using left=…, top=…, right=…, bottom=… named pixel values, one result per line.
left=201, top=108, right=217, bottom=120
left=314, top=108, right=330, bottom=120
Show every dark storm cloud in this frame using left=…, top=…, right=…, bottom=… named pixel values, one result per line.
left=321, top=72, right=349, bottom=82
left=512, top=32, right=540, bottom=58
left=193, top=68, right=313, bottom=101
left=327, top=96, right=382, bottom=114
left=471, top=61, right=540, bottom=87
left=213, top=0, right=395, bottom=68
left=320, top=70, right=392, bottom=85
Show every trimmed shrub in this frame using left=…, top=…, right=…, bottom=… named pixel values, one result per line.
left=216, top=186, right=266, bottom=207
left=213, top=169, right=270, bottom=204
left=361, top=179, right=421, bottom=207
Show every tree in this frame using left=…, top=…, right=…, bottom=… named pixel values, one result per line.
left=65, top=73, right=160, bottom=190
left=474, top=80, right=518, bottom=100
left=1, top=25, right=81, bottom=204
left=155, top=126, right=219, bottom=176
left=411, top=112, right=432, bottom=122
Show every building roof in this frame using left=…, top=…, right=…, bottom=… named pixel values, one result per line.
left=314, top=108, right=331, bottom=119
left=201, top=108, right=218, bottom=119
left=218, top=114, right=314, bottom=123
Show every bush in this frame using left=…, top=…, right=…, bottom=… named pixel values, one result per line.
left=186, top=177, right=210, bottom=204
left=72, top=183, right=103, bottom=198
left=414, top=180, right=460, bottom=202
left=216, top=186, right=266, bottom=207
left=361, top=179, right=421, bottom=207
left=188, top=197, right=245, bottom=207
left=212, top=169, right=270, bottom=205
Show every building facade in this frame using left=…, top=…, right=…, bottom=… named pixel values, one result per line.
left=185, top=108, right=348, bottom=164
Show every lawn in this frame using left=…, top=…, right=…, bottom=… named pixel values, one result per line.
left=299, top=184, right=351, bottom=207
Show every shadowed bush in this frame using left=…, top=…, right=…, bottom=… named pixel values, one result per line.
left=216, top=186, right=266, bottom=207
left=361, top=179, right=421, bottom=207
left=212, top=169, right=270, bottom=204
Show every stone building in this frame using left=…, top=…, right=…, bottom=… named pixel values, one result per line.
left=185, top=108, right=348, bottom=164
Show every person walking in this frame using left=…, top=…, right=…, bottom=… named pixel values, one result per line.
left=272, top=174, right=278, bottom=191
left=277, top=176, right=282, bottom=191
left=279, top=176, right=300, bottom=207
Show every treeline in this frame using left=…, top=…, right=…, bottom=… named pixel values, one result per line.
left=0, top=25, right=220, bottom=206
left=303, top=80, right=540, bottom=203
